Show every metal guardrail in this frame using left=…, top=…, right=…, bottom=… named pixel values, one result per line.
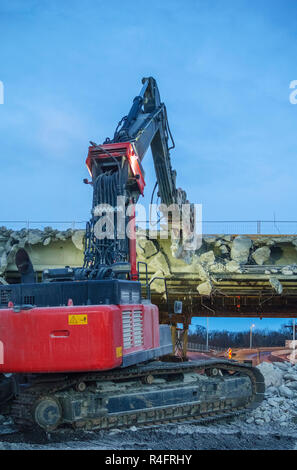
left=137, top=220, right=297, bottom=235
left=187, top=342, right=226, bottom=353
left=0, top=221, right=87, bottom=231
left=0, top=220, right=297, bottom=235
left=202, top=221, right=297, bottom=236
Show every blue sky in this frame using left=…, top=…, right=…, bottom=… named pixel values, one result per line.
left=0, top=0, right=296, bottom=331
left=190, top=316, right=290, bottom=333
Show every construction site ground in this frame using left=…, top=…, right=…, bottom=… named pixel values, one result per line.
left=1, top=352, right=297, bottom=450
left=188, top=346, right=294, bottom=365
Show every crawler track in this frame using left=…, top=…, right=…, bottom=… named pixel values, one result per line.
left=10, top=359, right=265, bottom=432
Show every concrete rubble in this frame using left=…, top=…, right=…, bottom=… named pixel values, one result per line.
left=252, top=246, right=271, bottom=265
left=230, top=236, right=252, bottom=263
left=1, top=228, right=297, bottom=298
left=137, top=232, right=297, bottom=295
left=241, top=361, right=297, bottom=427
left=269, top=277, right=283, bottom=295
left=0, top=226, right=85, bottom=277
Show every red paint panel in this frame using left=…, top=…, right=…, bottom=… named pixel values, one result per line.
left=127, top=143, right=145, bottom=195
left=0, top=305, right=123, bottom=373
left=143, top=304, right=159, bottom=349
left=0, top=303, right=161, bottom=374
left=86, top=142, right=145, bottom=195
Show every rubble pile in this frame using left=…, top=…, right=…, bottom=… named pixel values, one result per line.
left=0, top=226, right=85, bottom=277
left=137, top=232, right=297, bottom=296
left=1, top=227, right=297, bottom=297
left=243, top=361, right=297, bottom=427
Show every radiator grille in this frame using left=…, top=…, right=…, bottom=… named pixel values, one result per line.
left=122, top=309, right=143, bottom=350
left=133, top=310, right=143, bottom=346
left=122, top=310, right=133, bottom=349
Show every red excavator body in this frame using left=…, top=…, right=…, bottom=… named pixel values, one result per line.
left=0, top=303, right=160, bottom=373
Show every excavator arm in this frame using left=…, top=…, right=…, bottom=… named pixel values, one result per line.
left=83, top=77, right=193, bottom=279
left=108, top=76, right=181, bottom=207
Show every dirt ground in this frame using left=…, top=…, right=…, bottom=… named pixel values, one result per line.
left=1, top=352, right=296, bottom=451
left=0, top=420, right=296, bottom=450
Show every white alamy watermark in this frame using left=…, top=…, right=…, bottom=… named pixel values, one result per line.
left=93, top=198, right=202, bottom=251
left=0, top=81, right=3, bottom=104
left=289, top=80, right=297, bottom=104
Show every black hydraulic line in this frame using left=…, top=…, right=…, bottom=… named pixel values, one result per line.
left=150, top=181, right=158, bottom=206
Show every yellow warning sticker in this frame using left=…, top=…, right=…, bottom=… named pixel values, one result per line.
left=68, top=314, right=88, bottom=325
left=116, top=346, right=123, bottom=358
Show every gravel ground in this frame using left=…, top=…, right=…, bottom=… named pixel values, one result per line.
left=0, top=420, right=296, bottom=450
left=1, top=361, right=297, bottom=450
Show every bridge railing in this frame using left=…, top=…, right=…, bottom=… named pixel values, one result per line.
left=187, top=342, right=227, bottom=353
left=141, top=220, right=297, bottom=235
left=0, top=220, right=296, bottom=235
left=0, top=221, right=87, bottom=232
left=201, top=220, right=297, bottom=235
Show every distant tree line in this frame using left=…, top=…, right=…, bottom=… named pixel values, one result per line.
left=188, top=324, right=293, bottom=348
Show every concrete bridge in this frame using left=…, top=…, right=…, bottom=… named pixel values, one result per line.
left=1, top=225, right=297, bottom=331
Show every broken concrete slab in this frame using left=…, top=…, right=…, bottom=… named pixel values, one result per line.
left=257, top=362, right=284, bottom=387
left=225, top=260, right=242, bottom=273
left=27, top=230, right=45, bottom=245
left=197, top=280, right=212, bottom=296
left=138, top=239, right=158, bottom=258
left=269, top=277, right=283, bottom=294
left=252, top=246, right=271, bottom=265
left=71, top=230, right=85, bottom=251
left=0, top=252, right=7, bottom=275
left=281, top=267, right=294, bottom=275
left=146, top=251, right=171, bottom=277
left=195, top=264, right=209, bottom=281
left=231, top=236, right=252, bottom=263
left=218, top=244, right=229, bottom=255
left=199, top=250, right=215, bottom=265
left=209, top=262, right=226, bottom=273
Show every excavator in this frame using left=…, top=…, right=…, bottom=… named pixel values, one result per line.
left=0, top=77, right=264, bottom=432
